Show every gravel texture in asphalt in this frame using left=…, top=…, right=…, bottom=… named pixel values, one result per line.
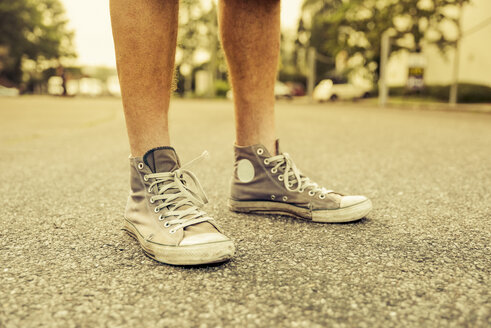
left=0, top=97, right=489, bottom=327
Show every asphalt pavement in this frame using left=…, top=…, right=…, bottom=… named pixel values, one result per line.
left=0, top=96, right=489, bottom=327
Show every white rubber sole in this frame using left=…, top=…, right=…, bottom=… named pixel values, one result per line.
left=229, top=199, right=372, bottom=223
left=123, top=219, right=235, bottom=266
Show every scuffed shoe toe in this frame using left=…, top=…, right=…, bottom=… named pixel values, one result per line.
left=340, top=195, right=368, bottom=208
left=179, top=232, right=230, bottom=246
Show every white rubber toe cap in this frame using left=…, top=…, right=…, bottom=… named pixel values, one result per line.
left=340, top=195, right=368, bottom=208
left=179, top=233, right=230, bottom=246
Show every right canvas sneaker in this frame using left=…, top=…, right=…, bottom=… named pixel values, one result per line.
left=124, top=146, right=235, bottom=265
left=229, top=142, right=372, bottom=223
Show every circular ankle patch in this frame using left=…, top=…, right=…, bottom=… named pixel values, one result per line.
left=237, top=159, right=255, bottom=183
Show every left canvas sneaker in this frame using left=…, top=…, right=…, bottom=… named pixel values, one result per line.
left=229, top=141, right=372, bottom=223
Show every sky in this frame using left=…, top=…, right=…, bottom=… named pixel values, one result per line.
left=61, top=0, right=304, bottom=67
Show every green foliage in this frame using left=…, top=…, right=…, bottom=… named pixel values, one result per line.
left=298, top=0, right=469, bottom=82
left=390, top=83, right=491, bottom=103
left=278, top=70, right=307, bottom=86
left=0, top=0, right=74, bottom=85
left=214, top=79, right=230, bottom=98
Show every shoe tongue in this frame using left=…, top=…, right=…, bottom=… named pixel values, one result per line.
left=143, top=147, right=180, bottom=173
left=144, top=147, right=211, bottom=234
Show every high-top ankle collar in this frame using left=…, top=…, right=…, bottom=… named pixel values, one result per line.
left=143, top=146, right=180, bottom=173
left=234, top=139, right=280, bottom=157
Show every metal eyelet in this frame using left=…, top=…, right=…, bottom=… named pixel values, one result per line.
left=154, top=207, right=160, bottom=213
left=282, top=196, right=288, bottom=201
left=288, top=183, right=293, bottom=188
left=149, top=197, right=155, bottom=204
left=256, top=148, right=264, bottom=155
left=308, top=190, right=315, bottom=196
left=299, top=188, right=305, bottom=193
left=271, top=168, right=278, bottom=174
left=143, top=175, right=149, bottom=181
left=271, top=195, right=276, bottom=200
left=278, top=175, right=283, bottom=181
left=164, top=221, right=170, bottom=227
left=158, top=214, right=164, bottom=221
left=263, top=159, right=270, bottom=165
left=138, top=163, right=144, bottom=170
left=319, top=194, right=326, bottom=199
left=169, top=229, right=176, bottom=234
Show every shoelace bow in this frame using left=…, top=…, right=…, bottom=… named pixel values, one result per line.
left=266, top=152, right=334, bottom=197
left=144, top=151, right=213, bottom=233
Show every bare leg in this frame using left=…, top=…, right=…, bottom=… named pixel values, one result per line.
left=110, top=0, right=178, bottom=156
left=218, top=0, right=281, bottom=155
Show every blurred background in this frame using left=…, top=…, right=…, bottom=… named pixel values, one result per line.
left=1, top=0, right=490, bottom=105
left=1, top=2, right=490, bottom=326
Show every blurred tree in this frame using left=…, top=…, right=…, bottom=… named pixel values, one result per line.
left=177, top=0, right=226, bottom=96
left=297, top=0, right=469, bottom=83
left=279, top=31, right=307, bottom=85
left=0, top=0, right=74, bottom=87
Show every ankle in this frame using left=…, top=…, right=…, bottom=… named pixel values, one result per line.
left=129, top=139, right=171, bottom=157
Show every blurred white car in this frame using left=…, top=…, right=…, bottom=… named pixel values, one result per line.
left=274, top=81, right=293, bottom=99
left=313, top=79, right=371, bottom=102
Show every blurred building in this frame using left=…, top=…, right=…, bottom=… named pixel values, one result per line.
left=47, top=66, right=120, bottom=97
left=387, top=0, right=491, bottom=88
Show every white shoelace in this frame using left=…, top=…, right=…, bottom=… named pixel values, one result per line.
left=265, top=152, right=334, bottom=197
left=144, top=151, right=213, bottom=234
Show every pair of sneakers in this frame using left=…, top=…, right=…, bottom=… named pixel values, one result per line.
left=123, top=141, right=372, bottom=265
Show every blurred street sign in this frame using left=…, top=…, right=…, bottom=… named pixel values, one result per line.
left=407, top=52, right=426, bottom=91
